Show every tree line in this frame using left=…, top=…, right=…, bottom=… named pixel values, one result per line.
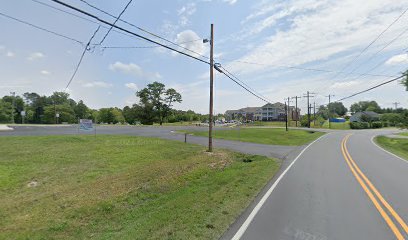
left=0, top=82, right=207, bottom=125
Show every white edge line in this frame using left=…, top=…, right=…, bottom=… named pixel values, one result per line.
left=231, top=133, right=331, bottom=240
left=370, top=135, right=408, bottom=164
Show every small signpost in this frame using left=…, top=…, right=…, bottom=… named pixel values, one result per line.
left=21, top=110, right=25, bottom=124
left=79, top=119, right=96, bottom=137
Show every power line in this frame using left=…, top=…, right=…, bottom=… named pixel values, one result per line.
left=340, top=26, right=408, bottom=79
left=100, top=39, right=204, bottom=50
left=218, top=58, right=396, bottom=78
left=30, top=0, right=144, bottom=43
left=77, top=0, right=209, bottom=60
left=64, top=26, right=100, bottom=91
left=51, top=0, right=210, bottom=64
left=220, top=66, right=272, bottom=103
left=219, top=69, right=271, bottom=103
left=0, top=11, right=84, bottom=45
left=335, top=75, right=404, bottom=102
left=330, top=5, right=408, bottom=80
left=97, top=0, right=133, bottom=45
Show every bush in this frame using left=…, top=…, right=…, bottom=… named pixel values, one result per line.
left=350, top=122, right=370, bottom=129
left=371, top=121, right=382, bottom=129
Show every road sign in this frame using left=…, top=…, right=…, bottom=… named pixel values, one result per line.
left=79, top=119, right=93, bottom=131
left=56, top=113, right=60, bottom=118
left=21, top=111, right=26, bottom=116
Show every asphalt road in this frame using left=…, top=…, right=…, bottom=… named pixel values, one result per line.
left=224, top=129, right=408, bottom=240
left=0, top=125, right=298, bottom=159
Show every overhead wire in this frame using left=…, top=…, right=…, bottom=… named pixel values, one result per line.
left=50, top=0, right=210, bottom=64
left=329, top=5, right=408, bottom=80
left=0, top=11, right=84, bottom=45
left=97, top=0, right=133, bottom=45
left=220, top=66, right=272, bottom=103
left=77, top=0, right=209, bottom=60
left=335, top=75, right=404, bottom=102
left=30, top=0, right=144, bottom=42
left=64, top=26, right=100, bottom=91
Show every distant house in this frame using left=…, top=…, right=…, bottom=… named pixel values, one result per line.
left=225, top=102, right=300, bottom=122
left=225, top=107, right=261, bottom=121
left=350, top=111, right=380, bottom=122
left=261, top=102, right=298, bottom=121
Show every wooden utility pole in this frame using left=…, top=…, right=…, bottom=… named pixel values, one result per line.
left=285, top=100, right=288, bottom=131
left=208, top=24, right=214, bottom=152
left=313, top=102, right=316, bottom=127
left=326, top=94, right=335, bottom=129
left=303, top=91, right=315, bottom=128
left=291, top=96, right=301, bottom=127
left=10, top=92, right=15, bottom=124
left=392, top=102, right=400, bottom=110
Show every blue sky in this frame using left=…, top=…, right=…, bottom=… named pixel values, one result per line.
left=1, top=0, right=407, bottom=114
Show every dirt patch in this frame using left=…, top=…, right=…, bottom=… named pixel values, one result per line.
left=27, top=180, right=38, bottom=188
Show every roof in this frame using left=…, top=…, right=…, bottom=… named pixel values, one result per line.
left=239, top=107, right=261, bottom=113
left=261, top=102, right=285, bottom=108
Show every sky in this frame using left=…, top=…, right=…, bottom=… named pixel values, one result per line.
left=0, top=0, right=407, bottom=114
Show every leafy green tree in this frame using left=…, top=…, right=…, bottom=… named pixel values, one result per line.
left=43, top=104, right=76, bottom=123
left=136, top=82, right=182, bottom=125
left=350, top=101, right=381, bottom=113
left=98, top=108, right=116, bottom=124
left=123, top=105, right=141, bottom=124
left=0, top=99, right=13, bottom=123
left=402, top=70, right=408, bottom=90
left=74, top=100, right=90, bottom=119
left=328, top=102, right=347, bottom=116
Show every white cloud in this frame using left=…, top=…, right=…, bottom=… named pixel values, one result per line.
left=386, top=53, right=408, bottom=65
left=329, top=80, right=360, bottom=90
left=6, top=51, right=15, bottom=57
left=40, top=70, right=51, bottom=75
left=125, top=82, right=138, bottom=90
left=109, top=61, right=161, bottom=80
left=83, top=81, right=113, bottom=88
left=223, top=0, right=237, bottom=5
left=175, top=30, right=206, bottom=57
left=227, top=0, right=408, bottom=77
left=27, top=52, right=44, bottom=61
left=178, top=3, right=196, bottom=26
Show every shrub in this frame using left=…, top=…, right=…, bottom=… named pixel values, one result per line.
left=350, top=122, right=370, bottom=129
left=371, top=121, right=382, bottom=129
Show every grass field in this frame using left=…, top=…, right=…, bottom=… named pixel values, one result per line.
left=375, top=136, right=408, bottom=161
left=184, top=128, right=325, bottom=146
left=0, top=135, right=280, bottom=240
left=399, top=132, right=408, bottom=137
left=245, top=121, right=298, bottom=127
left=320, top=120, right=350, bottom=130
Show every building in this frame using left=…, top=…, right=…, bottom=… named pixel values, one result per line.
left=350, top=111, right=380, bottom=122
left=225, top=103, right=300, bottom=122
left=225, top=107, right=261, bottom=121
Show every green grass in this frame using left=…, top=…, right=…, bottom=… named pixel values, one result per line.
left=399, top=132, right=408, bottom=137
left=245, top=121, right=298, bottom=127
left=184, top=128, right=325, bottom=146
left=375, top=136, right=408, bottom=161
left=0, top=135, right=280, bottom=240
left=320, top=120, right=350, bottom=129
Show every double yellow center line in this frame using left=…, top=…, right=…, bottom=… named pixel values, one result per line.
left=341, top=134, right=408, bottom=239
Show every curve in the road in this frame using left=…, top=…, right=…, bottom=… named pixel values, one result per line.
left=341, top=134, right=408, bottom=240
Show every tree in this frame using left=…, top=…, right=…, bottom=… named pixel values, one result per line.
left=74, top=100, right=90, bottom=119
left=98, top=108, right=116, bottom=124
left=350, top=101, right=381, bottom=113
left=0, top=99, right=12, bottom=123
left=136, top=82, right=182, bottom=125
left=43, top=104, right=76, bottom=123
left=328, top=102, right=347, bottom=116
left=123, top=105, right=141, bottom=124
left=402, top=70, right=408, bottom=90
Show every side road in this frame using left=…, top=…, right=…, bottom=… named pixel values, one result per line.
left=0, top=125, right=301, bottom=159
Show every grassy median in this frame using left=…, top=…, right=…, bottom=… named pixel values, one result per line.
left=375, top=136, right=408, bottom=161
left=0, top=135, right=280, bottom=239
left=184, top=128, right=324, bottom=146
